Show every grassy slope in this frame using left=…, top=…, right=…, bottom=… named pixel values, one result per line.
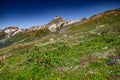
left=0, top=27, right=50, bottom=48
left=0, top=8, right=120, bottom=80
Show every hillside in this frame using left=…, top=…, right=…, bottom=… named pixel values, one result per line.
left=0, top=8, right=120, bottom=80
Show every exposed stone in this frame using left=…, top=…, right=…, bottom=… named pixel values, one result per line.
left=12, top=29, right=22, bottom=36
left=48, top=24, right=57, bottom=32
left=45, top=16, right=69, bottom=32
left=81, top=17, right=87, bottom=22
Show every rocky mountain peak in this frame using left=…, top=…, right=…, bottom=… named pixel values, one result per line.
left=49, top=16, right=64, bottom=25
left=46, top=16, right=69, bottom=32
left=53, top=16, right=63, bottom=21
left=0, top=26, right=20, bottom=40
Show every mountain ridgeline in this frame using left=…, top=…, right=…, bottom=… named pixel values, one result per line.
left=0, top=16, right=87, bottom=48
left=0, top=8, right=120, bottom=80
left=0, top=8, right=120, bottom=48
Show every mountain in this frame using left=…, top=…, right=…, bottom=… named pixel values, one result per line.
left=0, top=16, right=88, bottom=48
left=0, top=16, right=76, bottom=48
left=0, top=8, right=120, bottom=80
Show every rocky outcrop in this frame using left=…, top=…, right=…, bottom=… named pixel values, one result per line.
left=48, top=24, right=57, bottom=32
left=0, top=26, right=20, bottom=41
left=4, top=27, right=19, bottom=38
left=45, top=16, right=69, bottom=32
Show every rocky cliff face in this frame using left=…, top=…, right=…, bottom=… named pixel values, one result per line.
left=4, top=27, right=19, bottom=38
left=45, top=16, right=69, bottom=32
left=0, top=27, right=19, bottom=41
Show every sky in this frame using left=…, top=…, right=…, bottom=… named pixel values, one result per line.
left=0, top=0, right=120, bottom=29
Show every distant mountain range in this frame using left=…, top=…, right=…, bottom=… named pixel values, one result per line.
left=0, top=16, right=86, bottom=40
left=0, top=8, right=120, bottom=48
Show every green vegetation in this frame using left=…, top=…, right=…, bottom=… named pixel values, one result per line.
left=0, top=8, right=120, bottom=80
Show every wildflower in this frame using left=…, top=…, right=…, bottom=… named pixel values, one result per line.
left=108, top=59, right=116, bottom=66
left=80, top=56, right=87, bottom=64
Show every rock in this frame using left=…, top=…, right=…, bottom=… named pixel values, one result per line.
left=12, top=29, right=22, bottom=36
left=81, top=17, right=87, bottom=22
left=0, top=26, right=19, bottom=39
left=48, top=24, right=57, bottom=32
left=46, top=16, right=69, bottom=32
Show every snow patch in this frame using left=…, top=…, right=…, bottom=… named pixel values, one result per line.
left=12, top=29, right=22, bottom=36
left=65, top=20, right=81, bottom=26
left=4, top=29, right=17, bottom=38
left=4, top=29, right=16, bottom=34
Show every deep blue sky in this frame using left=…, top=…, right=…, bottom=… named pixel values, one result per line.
left=0, top=0, right=120, bottom=29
